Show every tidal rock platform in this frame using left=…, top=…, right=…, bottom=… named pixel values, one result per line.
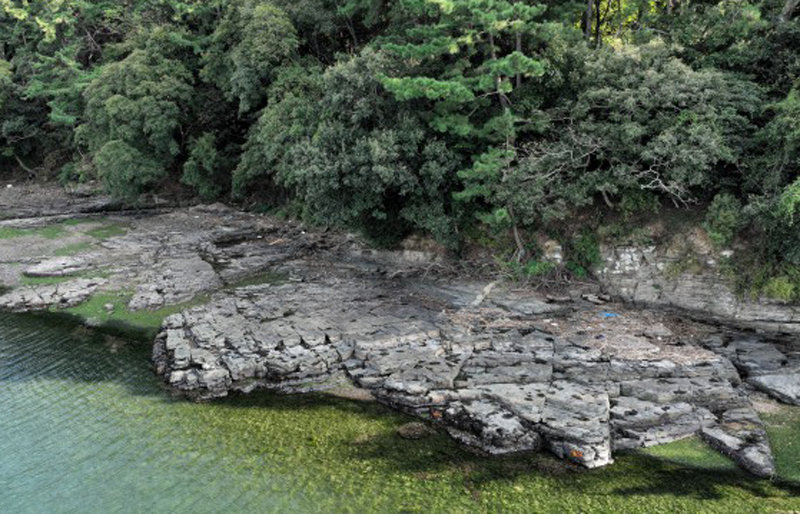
left=153, top=262, right=789, bottom=478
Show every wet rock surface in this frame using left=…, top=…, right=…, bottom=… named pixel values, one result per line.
left=0, top=190, right=795, bottom=478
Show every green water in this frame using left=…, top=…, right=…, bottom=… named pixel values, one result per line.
left=1, top=313, right=799, bottom=513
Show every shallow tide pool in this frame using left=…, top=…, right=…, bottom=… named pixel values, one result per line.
left=1, top=313, right=799, bottom=513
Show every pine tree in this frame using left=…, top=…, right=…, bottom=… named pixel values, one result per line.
left=379, top=0, right=549, bottom=253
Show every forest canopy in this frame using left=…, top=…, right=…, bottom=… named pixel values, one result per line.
left=0, top=0, right=798, bottom=286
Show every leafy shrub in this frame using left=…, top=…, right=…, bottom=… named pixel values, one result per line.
left=0, top=59, right=11, bottom=110
left=500, top=41, right=762, bottom=227
left=233, top=61, right=323, bottom=198
left=495, top=256, right=557, bottom=281
left=236, top=50, right=461, bottom=246
left=93, top=140, right=163, bottom=200
left=748, top=88, right=800, bottom=195
left=762, top=275, right=797, bottom=302
left=202, top=0, right=298, bottom=113
left=566, top=231, right=602, bottom=278
left=704, top=193, right=743, bottom=247
left=779, top=178, right=800, bottom=226
left=523, top=260, right=557, bottom=277
left=182, top=133, right=229, bottom=201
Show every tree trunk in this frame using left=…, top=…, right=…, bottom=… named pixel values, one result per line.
left=515, top=32, right=522, bottom=88
left=345, top=18, right=359, bottom=50
left=594, top=0, right=602, bottom=47
left=584, top=0, right=593, bottom=40
left=507, top=205, right=526, bottom=262
left=780, top=0, right=799, bottom=22
left=488, top=33, right=510, bottom=109
left=13, top=154, right=36, bottom=178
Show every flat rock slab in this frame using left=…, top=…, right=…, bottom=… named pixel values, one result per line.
left=128, top=256, right=222, bottom=310
left=24, top=256, right=93, bottom=277
left=0, top=278, right=107, bottom=311
left=153, top=274, right=780, bottom=477
left=702, top=336, right=800, bottom=407
left=0, top=204, right=319, bottom=314
left=748, top=374, right=800, bottom=406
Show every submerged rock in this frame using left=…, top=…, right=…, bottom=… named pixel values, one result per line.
left=396, top=421, right=434, bottom=439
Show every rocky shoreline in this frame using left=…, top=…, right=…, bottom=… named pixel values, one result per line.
left=151, top=267, right=795, bottom=477
left=0, top=185, right=797, bottom=478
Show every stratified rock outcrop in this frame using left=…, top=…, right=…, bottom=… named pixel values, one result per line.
left=598, top=245, right=800, bottom=334
left=153, top=273, right=780, bottom=477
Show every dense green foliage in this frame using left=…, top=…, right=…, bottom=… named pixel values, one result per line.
left=0, top=0, right=798, bottom=282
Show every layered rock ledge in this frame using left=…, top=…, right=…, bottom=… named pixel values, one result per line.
left=599, top=245, right=800, bottom=335
left=153, top=265, right=793, bottom=478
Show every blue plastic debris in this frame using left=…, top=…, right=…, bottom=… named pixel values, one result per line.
left=600, top=312, right=619, bottom=318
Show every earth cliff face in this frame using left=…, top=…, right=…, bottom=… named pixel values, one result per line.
left=0, top=186, right=796, bottom=478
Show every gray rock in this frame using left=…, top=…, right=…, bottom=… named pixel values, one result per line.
left=150, top=274, right=789, bottom=476
left=582, top=293, right=607, bottom=305
left=129, top=255, right=222, bottom=310
left=700, top=407, right=776, bottom=478
left=0, top=277, right=107, bottom=311
left=540, top=381, right=612, bottom=468
left=0, top=189, right=792, bottom=478
left=748, top=374, right=800, bottom=405
left=444, top=400, right=540, bottom=454
left=699, top=336, right=800, bottom=405
left=611, top=397, right=715, bottom=449
left=25, top=256, right=92, bottom=277
left=597, top=245, right=800, bottom=334
left=724, top=338, right=789, bottom=375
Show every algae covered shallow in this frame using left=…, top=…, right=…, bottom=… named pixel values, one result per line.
left=1, top=313, right=799, bottom=513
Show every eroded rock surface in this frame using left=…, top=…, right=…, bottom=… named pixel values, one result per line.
left=0, top=277, right=107, bottom=311
left=702, top=335, right=800, bottom=406
left=598, top=245, right=800, bottom=334
left=153, top=269, right=783, bottom=477
left=0, top=203, right=323, bottom=313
